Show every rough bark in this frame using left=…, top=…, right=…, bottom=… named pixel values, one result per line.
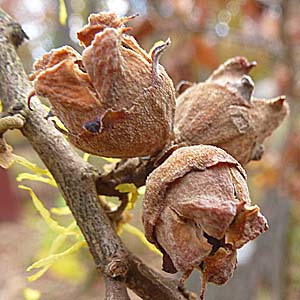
left=0, top=7, right=190, bottom=300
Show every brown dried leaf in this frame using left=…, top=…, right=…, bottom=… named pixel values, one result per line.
left=30, top=46, right=81, bottom=81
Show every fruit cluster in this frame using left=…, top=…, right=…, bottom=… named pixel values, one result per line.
left=29, top=12, right=289, bottom=298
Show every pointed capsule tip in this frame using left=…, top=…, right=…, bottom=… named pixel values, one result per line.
left=273, top=95, right=286, bottom=105
left=151, top=38, right=171, bottom=60
left=245, top=60, right=257, bottom=72
left=166, top=37, right=171, bottom=45
left=127, top=13, right=139, bottom=19
left=121, top=13, right=139, bottom=24
left=269, top=95, right=287, bottom=111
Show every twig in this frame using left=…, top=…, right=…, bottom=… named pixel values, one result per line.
left=126, top=255, right=193, bottom=300
left=0, top=114, right=25, bottom=134
left=105, top=275, right=130, bottom=300
left=96, top=157, right=155, bottom=196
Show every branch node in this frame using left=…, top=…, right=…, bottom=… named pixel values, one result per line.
left=106, top=257, right=129, bottom=278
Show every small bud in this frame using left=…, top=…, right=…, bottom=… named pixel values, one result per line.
left=143, top=145, right=268, bottom=295
left=29, top=13, right=175, bottom=158
left=175, top=57, right=289, bottom=165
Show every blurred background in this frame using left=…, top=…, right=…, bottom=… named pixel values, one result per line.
left=0, top=0, right=299, bottom=299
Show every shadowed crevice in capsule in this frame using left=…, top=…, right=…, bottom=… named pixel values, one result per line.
left=121, top=41, right=133, bottom=50
left=83, top=117, right=101, bottom=133
left=203, top=232, right=225, bottom=256
left=75, top=59, right=87, bottom=73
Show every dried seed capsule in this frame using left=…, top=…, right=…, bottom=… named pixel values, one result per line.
left=175, top=57, right=289, bottom=165
left=143, top=145, right=268, bottom=293
left=29, top=13, right=175, bottom=158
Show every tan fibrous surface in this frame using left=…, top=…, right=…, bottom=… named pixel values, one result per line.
left=143, top=145, right=268, bottom=286
left=175, top=57, right=289, bottom=165
left=30, top=12, right=175, bottom=158
left=202, top=246, right=237, bottom=285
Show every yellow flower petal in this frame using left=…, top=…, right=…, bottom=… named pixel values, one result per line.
left=23, top=287, right=41, bottom=300
left=17, top=173, right=57, bottom=187
left=116, top=183, right=138, bottom=211
left=51, top=206, right=72, bottom=216
left=27, top=240, right=86, bottom=271
left=59, top=0, right=67, bottom=25
left=19, top=185, right=67, bottom=234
